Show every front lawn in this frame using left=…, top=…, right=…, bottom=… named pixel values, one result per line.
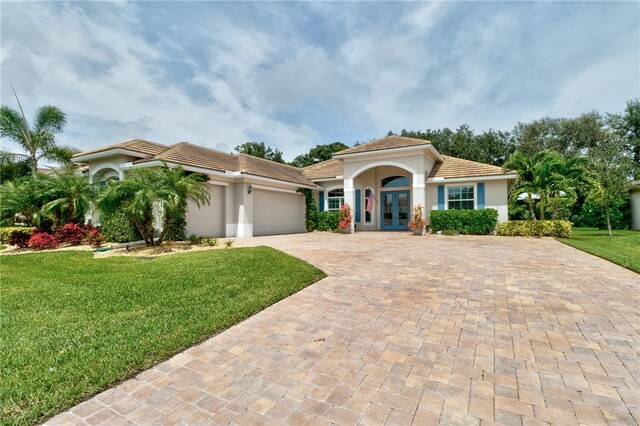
left=557, top=227, right=640, bottom=273
left=1, top=247, right=325, bottom=425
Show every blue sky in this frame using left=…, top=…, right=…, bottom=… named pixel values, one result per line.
left=1, top=1, right=638, bottom=161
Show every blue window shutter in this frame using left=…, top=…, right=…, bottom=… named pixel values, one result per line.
left=319, top=191, right=325, bottom=212
left=437, top=185, right=445, bottom=210
left=477, top=183, right=485, bottom=209
left=355, top=189, right=361, bottom=222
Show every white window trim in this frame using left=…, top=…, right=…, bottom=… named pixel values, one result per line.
left=326, top=186, right=344, bottom=211
left=444, top=183, right=477, bottom=210
left=363, top=187, right=375, bottom=225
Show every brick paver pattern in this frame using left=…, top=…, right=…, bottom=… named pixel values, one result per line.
left=48, top=233, right=640, bottom=425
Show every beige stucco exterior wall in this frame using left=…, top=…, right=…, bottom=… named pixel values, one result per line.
left=425, top=179, right=510, bottom=223
left=184, top=184, right=224, bottom=237
left=631, top=189, right=640, bottom=231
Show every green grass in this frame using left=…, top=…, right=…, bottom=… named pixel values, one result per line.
left=557, top=227, right=640, bottom=273
left=0, top=248, right=325, bottom=425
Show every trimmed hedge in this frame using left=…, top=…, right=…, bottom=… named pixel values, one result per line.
left=496, top=220, right=572, bottom=238
left=101, top=210, right=142, bottom=243
left=430, top=209, right=498, bottom=235
left=0, top=227, right=35, bottom=244
left=316, top=211, right=340, bottom=231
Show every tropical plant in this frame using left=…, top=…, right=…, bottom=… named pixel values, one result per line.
left=337, top=203, right=352, bottom=232
left=0, top=87, right=77, bottom=174
left=7, top=229, right=33, bottom=248
left=40, top=169, right=96, bottom=227
left=54, top=223, right=88, bottom=245
left=408, top=205, right=426, bottom=232
left=0, top=174, right=49, bottom=226
left=28, top=232, right=58, bottom=250
left=96, top=166, right=210, bottom=246
left=546, top=154, right=591, bottom=220
left=84, top=229, right=104, bottom=248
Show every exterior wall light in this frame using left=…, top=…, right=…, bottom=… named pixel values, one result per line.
left=248, top=184, right=253, bottom=194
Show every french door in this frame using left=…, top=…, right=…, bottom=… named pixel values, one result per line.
left=380, top=191, right=410, bottom=230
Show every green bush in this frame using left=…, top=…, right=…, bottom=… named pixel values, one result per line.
left=441, top=229, right=460, bottom=236
left=572, top=198, right=631, bottom=230
left=496, top=220, right=572, bottom=238
left=429, top=209, right=498, bottom=235
left=165, top=201, right=187, bottom=241
left=316, top=211, right=340, bottom=231
left=100, top=210, right=142, bottom=243
left=0, top=227, right=35, bottom=244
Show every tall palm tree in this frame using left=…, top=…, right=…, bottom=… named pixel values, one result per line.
left=40, top=169, right=97, bottom=226
left=504, top=151, right=550, bottom=220
left=547, top=155, right=591, bottom=220
left=0, top=86, right=77, bottom=174
left=96, top=166, right=210, bottom=245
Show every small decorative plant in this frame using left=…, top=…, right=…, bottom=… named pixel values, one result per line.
left=188, top=234, right=203, bottom=245
left=84, top=229, right=104, bottom=248
left=224, top=239, right=234, bottom=248
left=7, top=229, right=33, bottom=248
left=337, top=203, right=352, bottom=233
left=408, top=204, right=426, bottom=235
left=206, top=237, right=219, bottom=247
left=29, top=233, right=59, bottom=250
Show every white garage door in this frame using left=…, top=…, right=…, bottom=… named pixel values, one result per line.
left=254, top=189, right=306, bottom=236
left=185, top=184, right=224, bottom=237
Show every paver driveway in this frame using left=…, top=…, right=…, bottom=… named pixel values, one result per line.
left=49, top=233, right=640, bottom=425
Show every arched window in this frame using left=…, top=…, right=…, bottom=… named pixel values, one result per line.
left=327, top=189, right=344, bottom=211
left=381, top=176, right=409, bottom=188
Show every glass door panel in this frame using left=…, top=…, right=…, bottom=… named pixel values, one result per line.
left=383, top=192, right=394, bottom=228
left=397, top=192, right=409, bottom=227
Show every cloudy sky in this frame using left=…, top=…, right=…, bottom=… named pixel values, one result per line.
left=1, top=1, right=638, bottom=161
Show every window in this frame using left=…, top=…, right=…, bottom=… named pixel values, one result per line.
left=327, top=189, right=344, bottom=211
left=381, top=176, right=409, bottom=188
left=448, top=185, right=474, bottom=210
left=364, top=188, right=373, bottom=223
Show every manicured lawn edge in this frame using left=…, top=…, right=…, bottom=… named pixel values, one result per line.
left=556, top=227, right=640, bottom=274
left=1, top=247, right=326, bottom=425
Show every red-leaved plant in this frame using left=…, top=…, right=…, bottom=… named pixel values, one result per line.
left=29, top=233, right=59, bottom=250
left=8, top=229, right=34, bottom=248
left=337, top=203, right=352, bottom=233
left=84, top=229, right=104, bottom=248
left=55, top=223, right=88, bottom=245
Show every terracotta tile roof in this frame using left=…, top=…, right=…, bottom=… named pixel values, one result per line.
left=73, top=139, right=167, bottom=158
left=301, top=158, right=344, bottom=180
left=238, top=154, right=316, bottom=186
left=335, top=135, right=431, bottom=155
left=134, top=142, right=316, bottom=187
left=429, top=156, right=512, bottom=179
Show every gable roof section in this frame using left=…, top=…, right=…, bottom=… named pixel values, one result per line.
left=302, top=158, right=344, bottom=180
left=133, top=142, right=316, bottom=186
left=429, top=156, right=509, bottom=179
left=335, top=135, right=431, bottom=155
left=73, top=139, right=167, bottom=158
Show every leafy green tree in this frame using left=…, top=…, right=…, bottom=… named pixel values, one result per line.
left=40, top=169, right=96, bottom=227
left=587, top=137, right=633, bottom=236
left=96, top=166, right=210, bottom=245
left=235, top=141, right=285, bottom=163
left=290, top=142, right=349, bottom=167
left=0, top=88, right=77, bottom=174
left=608, top=99, right=640, bottom=179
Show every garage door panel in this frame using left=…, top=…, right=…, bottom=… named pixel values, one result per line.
left=185, top=185, right=223, bottom=237
left=254, top=189, right=305, bottom=236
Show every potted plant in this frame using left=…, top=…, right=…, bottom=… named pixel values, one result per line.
left=408, top=204, right=426, bottom=236
left=337, top=203, right=353, bottom=234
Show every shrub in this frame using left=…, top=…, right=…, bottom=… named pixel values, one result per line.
left=442, top=229, right=460, bottom=236
left=188, top=234, right=203, bottom=245
left=337, top=204, right=352, bottom=232
left=0, top=227, right=35, bottom=244
left=496, top=220, right=572, bottom=238
left=28, top=232, right=59, bottom=250
left=8, top=229, right=34, bottom=248
left=316, top=211, right=340, bottom=231
left=54, top=223, right=88, bottom=245
left=224, top=239, right=234, bottom=248
left=572, top=198, right=631, bottom=230
left=165, top=201, right=187, bottom=241
left=298, top=188, right=318, bottom=232
left=101, top=209, right=142, bottom=243
left=205, top=238, right=218, bottom=247
left=429, top=209, right=499, bottom=235
left=84, top=229, right=104, bottom=248
left=408, top=205, right=425, bottom=230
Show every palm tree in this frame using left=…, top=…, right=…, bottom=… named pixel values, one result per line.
left=547, top=155, right=591, bottom=220
left=0, top=174, right=49, bottom=226
left=504, top=151, right=550, bottom=220
left=0, top=86, right=77, bottom=174
left=96, top=166, right=210, bottom=245
left=40, top=169, right=97, bottom=226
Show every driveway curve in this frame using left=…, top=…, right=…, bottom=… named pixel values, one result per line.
left=48, top=233, right=640, bottom=425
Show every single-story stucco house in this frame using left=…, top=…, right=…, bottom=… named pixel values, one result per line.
left=72, top=136, right=516, bottom=237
